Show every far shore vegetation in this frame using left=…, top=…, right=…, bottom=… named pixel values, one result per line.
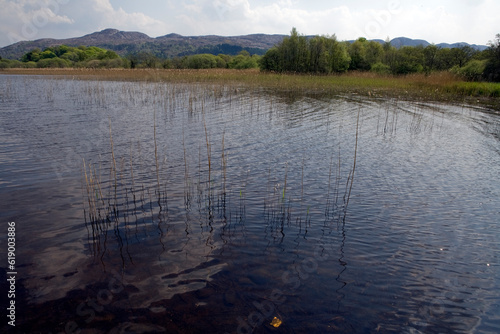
left=1, top=29, right=499, bottom=108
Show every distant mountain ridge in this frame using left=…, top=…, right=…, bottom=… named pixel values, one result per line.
left=388, top=37, right=488, bottom=51
left=0, top=28, right=489, bottom=60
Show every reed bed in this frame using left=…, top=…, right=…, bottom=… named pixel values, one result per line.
left=79, top=82, right=359, bottom=263
left=3, top=68, right=500, bottom=108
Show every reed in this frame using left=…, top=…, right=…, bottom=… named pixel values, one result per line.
left=109, top=119, right=118, bottom=214
left=5, top=68, right=500, bottom=108
left=78, top=78, right=367, bottom=263
left=203, top=111, right=212, bottom=189
left=153, top=108, right=161, bottom=203
left=182, top=129, right=191, bottom=209
left=221, top=130, right=227, bottom=196
left=344, top=109, right=360, bottom=214
left=282, top=162, right=288, bottom=201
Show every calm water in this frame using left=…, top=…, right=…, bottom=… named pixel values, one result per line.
left=1, top=75, right=499, bottom=333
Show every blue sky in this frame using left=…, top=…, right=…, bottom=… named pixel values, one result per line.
left=0, top=0, right=498, bottom=48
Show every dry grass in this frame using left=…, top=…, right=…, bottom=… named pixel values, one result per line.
left=2, top=67, right=499, bottom=107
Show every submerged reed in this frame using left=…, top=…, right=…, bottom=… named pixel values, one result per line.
left=80, top=81, right=361, bottom=263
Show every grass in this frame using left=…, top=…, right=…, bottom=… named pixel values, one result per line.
left=2, top=68, right=500, bottom=108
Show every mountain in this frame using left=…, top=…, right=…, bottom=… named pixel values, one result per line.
left=389, top=37, right=488, bottom=51
left=0, top=28, right=286, bottom=60
left=436, top=42, right=488, bottom=51
left=390, top=37, right=431, bottom=48
left=0, top=28, right=489, bottom=60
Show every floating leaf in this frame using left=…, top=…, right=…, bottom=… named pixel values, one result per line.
left=270, top=316, right=282, bottom=328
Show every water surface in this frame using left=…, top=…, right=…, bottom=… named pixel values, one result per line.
left=0, top=75, right=499, bottom=333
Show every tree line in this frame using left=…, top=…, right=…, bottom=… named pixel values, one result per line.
left=260, top=28, right=500, bottom=81
left=1, top=29, right=498, bottom=81
left=0, top=45, right=127, bottom=69
left=0, top=45, right=261, bottom=70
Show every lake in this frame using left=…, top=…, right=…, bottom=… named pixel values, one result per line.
left=1, top=74, right=499, bottom=333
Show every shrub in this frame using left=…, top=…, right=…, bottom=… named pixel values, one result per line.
left=450, top=60, right=487, bottom=81
left=371, top=62, right=391, bottom=74
left=37, top=58, right=71, bottom=68
left=22, top=61, right=37, bottom=68
left=229, top=55, right=259, bottom=69
left=0, top=60, right=10, bottom=68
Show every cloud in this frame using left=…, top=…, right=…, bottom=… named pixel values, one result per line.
left=0, top=0, right=74, bottom=46
left=175, top=0, right=361, bottom=38
left=81, top=0, right=169, bottom=35
left=382, top=2, right=498, bottom=44
left=0, top=0, right=497, bottom=48
left=0, top=0, right=169, bottom=47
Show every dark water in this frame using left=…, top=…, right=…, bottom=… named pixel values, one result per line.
left=1, top=75, right=499, bottom=333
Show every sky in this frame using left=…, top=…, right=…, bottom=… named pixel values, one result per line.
left=0, top=0, right=498, bottom=48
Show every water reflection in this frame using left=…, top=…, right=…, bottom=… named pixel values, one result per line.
left=0, top=75, right=499, bottom=333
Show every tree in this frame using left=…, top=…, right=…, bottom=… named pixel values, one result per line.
left=259, top=47, right=282, bottom=72
left=423, top=45, right=438, bottom=73
left=279, top=27, right=309, bottom=72
left=450, top=46, right=477, bottom=68
left=308, top=36, right=330, bottom=73
left=365, top=41, right=384, bottom=67
left=390, top=46, right=424, bottom=74
left=383, top=37, right=392, bottom=52
left=39, top=50, right=57, bottom=59
left=435, top=48, right=455, bottom=70
left=260, top=29, right=350, bottom=73
left=228, top=54, right=259, bottom=69
left=329, top=40, right=350, bottom=72
left=54, top=45, right=69, bottom=57
left=348, top=38, right=370, bottom=71
left=483, top=33, right=500, bottom=81
left=36, top=58, right=71, bottom=68
left=21, top=48, right=41, bottom=62
left=451, top=60, right=487, bottom=81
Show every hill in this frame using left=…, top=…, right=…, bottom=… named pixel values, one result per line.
left=0, top=29, right=286, bottom=60
left=390, top=37, right=488, bottom=51
left=0, top=28, right=489, bottom=60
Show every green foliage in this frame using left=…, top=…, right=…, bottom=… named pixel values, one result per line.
left=17, top=45, right=123, bottom=68
left=371, top=62, right=391, bottom=74
left=330, top=41, right=351, bottom=72
left=228, top=53, right=259, bottom=69
left=182, top=54, right=223, bottom=69
left=7, top=31, right=499, bottom=82
left=260, top=47, right=282, bottom=72
left=260, top=29, right=350, bottom=74
left=260, top=28, right=497, bottom=81
left=365, top=41, right=384, bottom=67
left=40, top=50, right=57, bottom=59
left=23, top=61, right=37, bottom=68
left=390, top=46, right=424, bottom=74
left=483, top=34, right=500, bottom=82
left=451, top=60, right=487, bottom=81
left=37, top=58, right=71, bottom=68
left=349, top=38, right=370, bottom=70
left=423, top=45, right=439, bottom=73
left=21, top=48, right=41, bottom=62
left=0, top=60, right=11, bottom=68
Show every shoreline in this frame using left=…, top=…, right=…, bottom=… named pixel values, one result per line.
left=2, top=68, right=499, bottom=109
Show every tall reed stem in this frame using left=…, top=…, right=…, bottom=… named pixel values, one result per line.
left=109, top=119, right=118, bottom=211
left=345, top=110, right=360, bottom=210
left=153, top=108, right=161, bottom=200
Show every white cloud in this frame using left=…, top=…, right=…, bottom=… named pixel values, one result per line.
left=88, top=0, right=168, bottom=34
left=0, top=0, right=169, bottom=47
left=0, top=0, right=497, bottom=48
left=0, top=0, right=74, bottom=46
